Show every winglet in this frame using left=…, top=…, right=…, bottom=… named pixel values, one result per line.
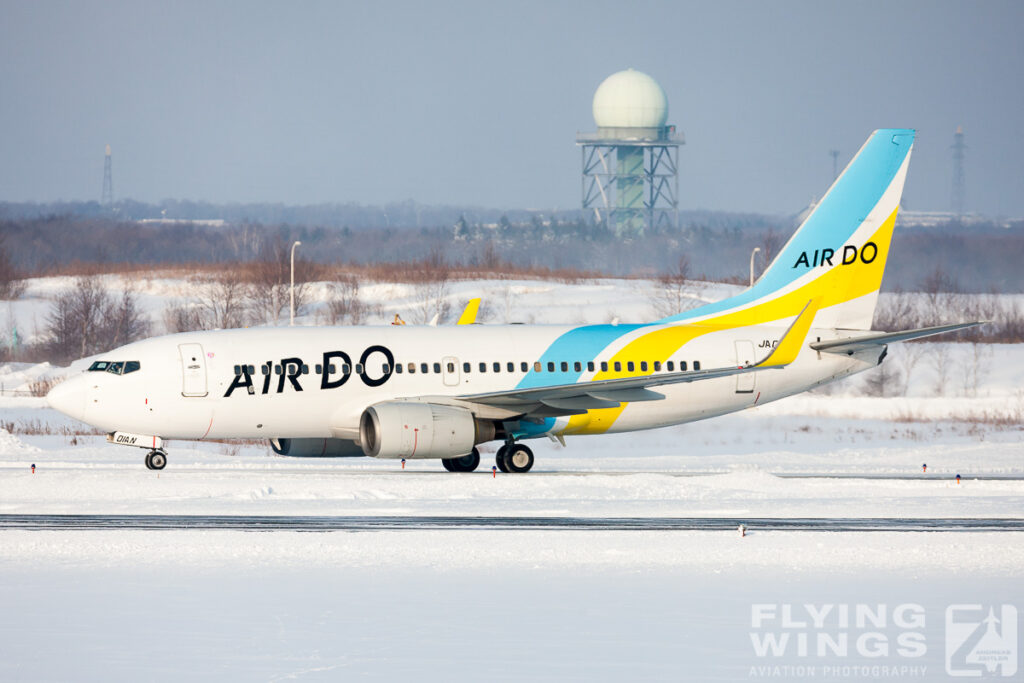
left=457, top=298, right=481, bottom=325
left=754, top=299, right=819, bottom=368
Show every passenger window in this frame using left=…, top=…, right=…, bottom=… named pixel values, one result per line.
left=356, top=364, right=364, bottom=374
left=342, top=364, right=351, bottom=374
left=261, top=364, right=270, bottom=376
left=383, top=364, right=391, bottom=374
left=463, top=362, right=470, bottom=373
left=520, top=362, right=528, bottom=372
left=447, top=362, right=455, bottom=373
left=491, top=362, right=499, bottom=373
left=694, top=361, right=701, bottom=371
left=233, top=365, right=241, bottom=376
left=301, top=365, right=309, bottom=375
left=433, top=362, right=441, bottom=374
left=328, top=365, right=336, bottom=373
left=247, top=365, right=254, bottom=375
left=614, top=361, right=621, bottom=372
left=315, top=364, right=322, bottom=374
left=601, top=361, right=608, bottom=372
left=547, top=362, right=555, bottom=372
left=573, top=362, right=581, bottom=372
left=420, top=363, right=428, bottom=374
left=479, top=362, right=487, bottom=373
left=408, top=363, right=416, bottom=374
left=653, top=361, right=661, bottom=371
left=507, top=362, right=514, bottom=372
left=275, top=365, right=282, bottom=375
left=534, top=362, right=542, bottom=372
left=587, top=361, right=595, bottom=372
left=667, top=361, right=675, bottom=371
left=679, top=361, right=687, bottom=371
left=627, top=361, right=635, bottom=372
left=640, top=361, right=648, bottom=372
left=395, top=364, right=403, bottom=374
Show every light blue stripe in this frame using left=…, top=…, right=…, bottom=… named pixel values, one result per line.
left=515, top=324, right=647, bottom=389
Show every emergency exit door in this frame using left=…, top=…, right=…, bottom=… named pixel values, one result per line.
left=735, top=340, right=756, bottom=393
left=442, top=356, right=460, bottom=387
left=179, top=343, right=209, bottom=397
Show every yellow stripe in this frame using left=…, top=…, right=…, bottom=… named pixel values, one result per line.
left=562, top=208, right=898, bottom=435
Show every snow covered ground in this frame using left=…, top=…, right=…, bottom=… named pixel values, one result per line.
left=2, top=401, right=1022, bottom=681
left=1, top=275, right=1022, bottom=681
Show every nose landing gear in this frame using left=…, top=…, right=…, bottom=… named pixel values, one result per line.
left=144, top=450, right=168, bottom=470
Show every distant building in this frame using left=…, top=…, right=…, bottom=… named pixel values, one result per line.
left=577, top=69, right=683, bottom=237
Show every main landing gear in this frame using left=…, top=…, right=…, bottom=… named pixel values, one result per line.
left=440, top=442, right=535, bottom=473
left=442, top=448, right=481, bottom=473
left=496, top=442, right=534, bottom=473
left=144, top=449, right=167, bottom=470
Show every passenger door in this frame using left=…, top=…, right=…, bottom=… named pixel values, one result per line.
left=179, top=343, right=209, bottom=397
left=734, top=340, right=755, bottom=394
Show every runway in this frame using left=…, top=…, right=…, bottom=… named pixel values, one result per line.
left=17, top=465, right=1022, bottom=481
left=2, top=514, right=1022, bottom=532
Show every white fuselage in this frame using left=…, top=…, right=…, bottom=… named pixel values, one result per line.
left=52, top=322, right=879, bottom=446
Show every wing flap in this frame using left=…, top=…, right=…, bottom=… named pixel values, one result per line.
left=542, top=396, right=622, bottom=411
left=588, top=388, right=665, bottom=402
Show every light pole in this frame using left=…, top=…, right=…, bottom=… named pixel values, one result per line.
left=749, top=247, right=761, bottom=287
left=290, top=240, right=302, bottom=326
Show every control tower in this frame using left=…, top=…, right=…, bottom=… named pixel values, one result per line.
left=576, top=69, right=683, bottom=236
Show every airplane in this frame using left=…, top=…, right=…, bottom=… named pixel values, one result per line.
left=46, top=129, right=977, bottom=473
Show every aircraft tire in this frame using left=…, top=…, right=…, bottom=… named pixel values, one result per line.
left=144, top=452, right=154, bottom=470
left=443, top=448, right=480, bottom=473
left=149, top=450, right=167, bottom=470
left=505, top=444, right=534, bottom=473
left=495, top=446, right=510, bottom=473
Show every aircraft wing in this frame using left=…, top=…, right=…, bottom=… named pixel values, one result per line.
left=448, top=300, right=818, bottom=418
left=810, top=322, right=982, bottom=355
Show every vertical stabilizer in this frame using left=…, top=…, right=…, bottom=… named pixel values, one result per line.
left=660, top=129, right=914, bottom=330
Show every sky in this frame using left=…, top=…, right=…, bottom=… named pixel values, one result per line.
left=1, top=0, right=1022, bottom=216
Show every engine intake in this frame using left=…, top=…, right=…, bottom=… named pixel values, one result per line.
left=359, top=402, right=493, bottom=459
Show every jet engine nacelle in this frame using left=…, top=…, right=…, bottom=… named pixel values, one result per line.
left=269, top=437, right=363, bottom=458
left=359, top=401, right=493, bottom=459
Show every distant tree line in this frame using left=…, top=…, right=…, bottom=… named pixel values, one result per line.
left=2, top=211, right=1021, bottom=291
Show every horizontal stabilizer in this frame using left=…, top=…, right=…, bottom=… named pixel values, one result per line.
left=810, top=322, right=982, bottom=355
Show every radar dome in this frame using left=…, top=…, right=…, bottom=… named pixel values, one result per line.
left=592, top=69, right=668, bottom=129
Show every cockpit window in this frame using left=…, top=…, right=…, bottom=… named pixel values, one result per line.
left=88, top=360, right=140, bottom=375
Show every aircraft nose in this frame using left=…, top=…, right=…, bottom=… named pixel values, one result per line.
left=47, top=376, right=87, bottom=422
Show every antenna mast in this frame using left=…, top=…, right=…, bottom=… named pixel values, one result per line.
left=101, top=144, right=114, bottom=206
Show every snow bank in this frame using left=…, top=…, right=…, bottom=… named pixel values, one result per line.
left=0, top=428, right=41, bottom=456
